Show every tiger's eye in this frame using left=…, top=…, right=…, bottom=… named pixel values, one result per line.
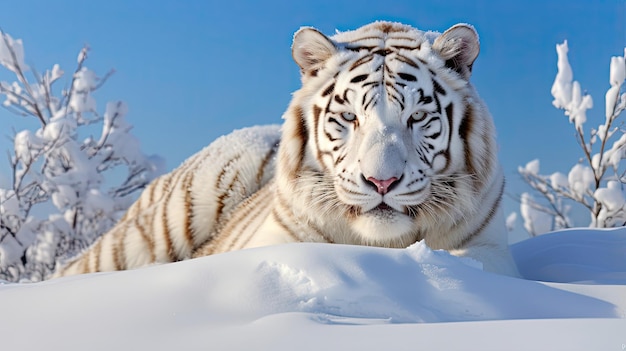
left=341, top=112, right=357, bottom=122
left=410, top=111, right=427, bottom=123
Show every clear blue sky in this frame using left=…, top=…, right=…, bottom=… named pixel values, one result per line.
left=0, top=0, right=624, bottom=236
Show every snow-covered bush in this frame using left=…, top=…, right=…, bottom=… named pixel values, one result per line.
left=0, top=30, right=163, bottom=281
left=517, top=41, right=626, bottom=236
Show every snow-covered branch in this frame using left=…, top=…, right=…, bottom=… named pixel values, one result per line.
left=514, top=43, right=626, bottom=236
left=0, top=30, right=164, bottom=282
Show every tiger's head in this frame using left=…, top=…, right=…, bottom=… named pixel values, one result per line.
left=278, top=22, right=501, bottom=249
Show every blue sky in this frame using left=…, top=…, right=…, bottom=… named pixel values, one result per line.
left=0, top=0, right=624, bottom=236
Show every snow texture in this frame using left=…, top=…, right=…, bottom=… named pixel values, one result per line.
left=520, top=192, right=553, bottom=235
left=551, top=41, right=594, bottom=131
left=0, top=32, right=27, bottom=74
left=568, top=163, right=594, bottom=200
left=0, top=228, right=624, bottom=351
left=505, top=212, right=517, bottom=232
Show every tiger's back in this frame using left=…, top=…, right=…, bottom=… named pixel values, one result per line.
left=54, top=126, right=281, bottom=276
left=54, top=21, right=519, bottom=278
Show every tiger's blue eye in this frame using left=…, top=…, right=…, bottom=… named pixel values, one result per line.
left=410, top=111, right=427, bottom=123
left=341, top=112, right=357, bottom=122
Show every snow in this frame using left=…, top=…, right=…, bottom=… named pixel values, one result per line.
left=595, top=181, right=625, bottom=211
left=551, top=41, right=594, bottom=131
left=0, top=235, right=22, bottom=267
left=521, top=158, right=540, bottom=174
left=604, top=133, right=626, bottom=169
left=0, top=189, right=19, bottom=216
left=568, top=163, right=594, bottom=199
left=0, top=32, right=27, bottom=74
left=505, top=212, right=517, bottom=232
left=551, top=41, right=573, bottom=110
left=594, top=181, right=626, bottom=227
left=549, top=171, right=568, bottom=190
left=606, top=52, right=625, bottom=119
left=609, top=54, right=625, bottom=88
left=13, top=130, right=44, bottom=164
left=0, top=228, right=624, bottom=350
left=520, top=192, right=553, bottom=235
left=68, top=89, right=96, bottom=113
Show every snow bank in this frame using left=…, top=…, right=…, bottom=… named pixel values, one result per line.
left=0, top=228, right=624, bottom=350
left=512, top=227, right=626, bottom=284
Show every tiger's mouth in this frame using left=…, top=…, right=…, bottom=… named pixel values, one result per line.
left=350, top=201, right=416, bottom=241
left=374, top=202, right=392, bottom=211
left=358, top=201, right=410, bottom=227
left=366, top=202, right=401, bottom=218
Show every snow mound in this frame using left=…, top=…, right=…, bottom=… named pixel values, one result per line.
left=512, top=227, right=626, bottom=284
left=0, top=228, right=624, bottom=350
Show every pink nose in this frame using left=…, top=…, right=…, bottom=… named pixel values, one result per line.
left=366, top=177, right=398, bottom=195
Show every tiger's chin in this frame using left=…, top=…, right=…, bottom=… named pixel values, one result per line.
left=351, top=204, right=416, bottom=245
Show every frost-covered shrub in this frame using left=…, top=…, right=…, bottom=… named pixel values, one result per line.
left=517, top=42, right=626, bottom=236
left=0, top=31, right=164, bottom=281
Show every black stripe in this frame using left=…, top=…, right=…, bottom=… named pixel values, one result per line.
left=445, top=103, right=454, bottom=145
left=93, top=239, right=102, bottom=272
left=342, top=88, right=352, bottom=104
left=417, top=88, right=433, bottom=105
left=398, top=72, right=417, bottom=81
left=458, top=103, right=476, bottom=178
left=161, top=187, right=176, bottom=262
left=334, top=152, right=346, bottom=166
left=373, top=48, right=393, bottom=56
left=349, top=55, right=375, bottom=71
left=391, top=44, right=421, bottom=51
left=325, top=132, right=339, bottom=142
left=148, top=178, right=158, bottom=203
left=386, top=82, right=405, bottom=110
left=116, top=230, right=126, bottom=270
left=182, top=171, right=197, bottom=248
left=432, top=79, right=447, bottom=96
left=294, top=107, right=308, bottom=178
left=271, top=195, right=301, bottom=242
left=322, top=83, right=335, bottom=97
left=308, top=221, right=335, bottom=243
left=455, top=179, right=505, bottom=250
left=81, top=252, right=90, bottom=274
left=256, top=143, right=279, bottom=185
left=272, top=209, right=300, bottom=241
left=203, top=183, right=270, bottom=254
left=395, top=54, right=420, bottom=69
left=224, top=185, right=274, bottom=251
left=350, top=74, right=368, bottom=83
left=214, top=154, right=242, bottom=222
left=135, top=215, right=156, bottom=262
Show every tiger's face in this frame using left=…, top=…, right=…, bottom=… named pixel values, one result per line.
left=315, top=53, right=462, bottom=240
left=281, top=22, right=496, bottom=247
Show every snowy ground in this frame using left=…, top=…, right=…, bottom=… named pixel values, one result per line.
left=0, top=228, right=624, bottom=351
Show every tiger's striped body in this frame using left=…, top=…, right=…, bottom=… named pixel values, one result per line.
left=54, top=21, right=519, bottom=278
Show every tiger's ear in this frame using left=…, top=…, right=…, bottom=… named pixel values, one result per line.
left=432, top=24, right=480, bottom=79
left=292, top=27, right=337, bottom=73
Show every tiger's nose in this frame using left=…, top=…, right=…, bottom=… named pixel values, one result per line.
left=365, top=176, right=399, bottom=195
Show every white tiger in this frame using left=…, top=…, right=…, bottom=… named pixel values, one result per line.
left=53, top=21, right=519, bottom=278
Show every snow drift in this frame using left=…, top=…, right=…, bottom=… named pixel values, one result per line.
left=0, top=228, right=625, bottom=350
